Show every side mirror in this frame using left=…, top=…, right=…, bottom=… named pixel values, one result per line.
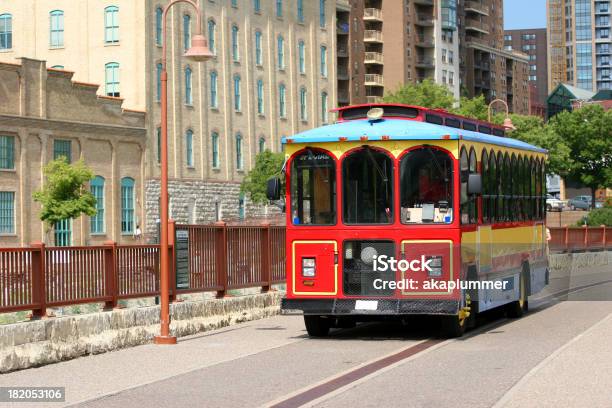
left=266, top=177, right=281, bottom=201
left=467, top=173, right=482, bottom=195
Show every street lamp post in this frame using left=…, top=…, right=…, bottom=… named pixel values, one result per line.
left=154, top=0, right=213, bottom=345
left=487, top=98, right=516, bottom=131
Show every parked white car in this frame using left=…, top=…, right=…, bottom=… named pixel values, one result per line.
left=546, top=194, right=565, bottom=212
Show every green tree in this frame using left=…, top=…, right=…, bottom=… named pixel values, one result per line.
left=382, top=79, right=455, bottom=109
left=240, top=151, right=285, bottom=205
left=549, top=104, right=612, bottom=207
left=33, top=158, right=97, bottom=231
left=452, top=95, right=489, bottom=121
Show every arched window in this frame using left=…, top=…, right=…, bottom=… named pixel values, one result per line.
left=343, top=148, right=393, bottom=224
left=183, top=14, right=191, bottom=51
left=156, top=62, right=162, bottom=102
left=489, top=150, right=497, bottom=222
left=211, top=132, right=220, bottom=168
left=185, top=129, right=194, bottom=167
left=299, top=87, right=307, bottom=121
left=105, top=62, right=120, bottom=97
left=279, top=84, right=286, bottom=117
left=530, top=157, right=536, bottom=220
left=482, top=150, right=489, bottom=223
left=155, top=7, right=163, bottom=46
left=208, top=19, right=216, bottom=54
left=255, top=31, right=263, bottom=65
left=321, top=91, right=328, bottom=123
left=233, top=75, right=241, bottom=111
left=254, top=0, right=261, bottom=13
left=104, top=6, right=119, bottom=43
left=257, top=79, right=264, bottom=114
left=298, top=40, right=306, bottom=74
left=517, top=155, right=524, bottom=220
left=400, top=147, right=453, bottom=224
left=277, top=35, right=285, bottom=69
left=120, top=177, right=135, bottom=233
left=210, top=71, right=218, bottom=108
left=231, top=25, right=239, bottom=61
left=320, top=45, right=328, bottom=77
left=504, top=153, right=511, bottom=221
left=511, top=154, right=518, bottom=221
left=319, top=0, right=326, bottom=27
left=297, top=0, right=304, bottom=22
left=50, top=10, right=64, bottom=48
left=235, top=134, right=243, bottom=170
left=90, top=176, right=105, bottom=234
left=259, top=137, right=266, bottom=153
left=460, top=148, right=469, bottom=224
left=51, top=65, right=64, bottom=69
left=291, top=150, right=336, bottom=225
left=497, top=152, right=504, bottom=221
left=0, top=14, right=12, bottom=50
left=184, top=66, right=192, bottom=105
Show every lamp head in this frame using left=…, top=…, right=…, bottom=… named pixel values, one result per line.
left=503, top=117, right=516, bottom=131
left=184, top=35, right=214, bottom=61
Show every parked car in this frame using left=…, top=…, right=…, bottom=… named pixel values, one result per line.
left=567, top=195, right=603, bottom=210
left=546, top=194, right=565, bottom=212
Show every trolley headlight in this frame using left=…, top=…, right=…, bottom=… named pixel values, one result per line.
left=426, top=256, right=443, bottom=277
left=302, top=258, right=316, bottom=277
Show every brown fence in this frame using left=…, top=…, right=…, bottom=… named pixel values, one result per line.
left=0, top=222, right=286, bottom=317
left=548, top=226, right=609, bottom=253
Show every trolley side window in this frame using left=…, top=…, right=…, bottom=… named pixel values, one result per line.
left=290, top=150, right=336, bottom=225
left=342, top=148, right=393, bottom=225
left=400, top=147, right=454, bottom=224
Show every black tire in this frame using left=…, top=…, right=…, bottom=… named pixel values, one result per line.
left=440, top=315, right=466, bottom=338
left=335, top=318, right=356, bottom=329
left=304, top=315, right=331, bottom=337
left=506, top=268, right=528, bottom=318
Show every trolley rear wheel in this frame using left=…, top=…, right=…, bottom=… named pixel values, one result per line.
left=304, top=315, right=331, bottom=337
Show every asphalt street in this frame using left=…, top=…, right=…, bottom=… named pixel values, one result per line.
left=0, top=264, right=611, bottom=408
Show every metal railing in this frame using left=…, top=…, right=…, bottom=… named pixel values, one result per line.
left=465, top=19, right=490, bottom=33
left=365, top=74, right=384, bottom=85
left=364, top=52, right=384, bottom=64
left=548, top=226, right=609, bottom=253
left=364, top=8, right=382, bottom=20
left=364, top=30, right=383, bottom=42
left=465, top=1, right=490, bottom=15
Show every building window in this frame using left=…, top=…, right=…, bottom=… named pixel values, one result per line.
left=259, top=137, right=265, bottom=153
left=236, top=134, right=243, bottom=170
left=277, top=35, right=285, bottom=70
left=53, top=139, right=71, bottom=162
left=183, top=14, right=191, bottom=51
left=212, top=132, right=220, bottom=168
left=156, top=127, right=161, bottom=163
left=238, top=194, right=245, bottom=220
left=210, top=71, right=218, bottom=108
left=208, top=19, right=216, bottom=54
left=104, top=6, right=119, bottom=43
left=232, top=25, right=239, bottom=62
left=442, top=49, right=447, bottom=63
left=321, top=91, right=328, bottom=123
left=120, top=177, right=135, bottom=234
left=255, top=31, right=263, bottom=65
left=298, top=40, right=306, bottom=74
left=0, top=14, right=12, bottom=50
left=156, top=62, right=162, bottom=102
left=90, top=176, right=105, bottom=234
left=155, top=7, right=163, bottom=46
left=0, top=135, right=15, bottom=169
left=257, top=79, right=264, bottom=115
left=0, top=192, right=15, bottom=234
left=319, top=0, right=326, bottom=27
left=320, top=45, right=327, bottom=77
left=299, top=87, right=307, bottom=121
left=279, top=84, right=286, bottom=117
left=234, top=75, right=241, bottom=111
left=186, top=129, right=194, bottom=167
left=50, top=10, right=64, bottom=48
left=254, top=0, right=261, bottom=13
left=276, top=0, right=283, bottom=18
left=231, top=0, right=238, bottom=7
left=184, top=66, right=192, bottom=105
left=105, top=62, right=120, bottom=97
left=448, top=50, right=454, bottom=64
left=297, top=0, right=304, bottom=23
left=54, top=219, right=72, bottom=246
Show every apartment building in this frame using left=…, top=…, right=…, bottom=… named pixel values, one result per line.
left=0, top=0, right=337, bottom=235
left=336, top=0, right=366, bottom=106
left=547, top=0, right=612, bottom=93
left=504, top=28, right=548, bottom=116
left=458, top=0, right=531, bottom=114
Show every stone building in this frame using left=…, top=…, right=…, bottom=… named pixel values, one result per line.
left=0, top=0, right=337, bottom=234
left=0, top=58, right=146, bottom=247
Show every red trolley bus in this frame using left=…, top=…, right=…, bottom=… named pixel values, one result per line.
left=267, top=104, right=549, bottom=337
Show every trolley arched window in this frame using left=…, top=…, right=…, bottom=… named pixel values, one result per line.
left=400, top=147, right=453, bottom=224
left=504, top=153, right=511, bottom=221
left=511, top=154, right=518, bottom=221
left=468, top=148, right=478, bottom=224
left=291, top=150, right=336, bottom=225
left=343, top=148, right=393, bottom=225
left=481, top=150, right=489, bottom=223
left=489, top=150, right=497, bottom=222
left=497, top=152, right=504, bottom=221
left=460, top=147, right=469, bottom=224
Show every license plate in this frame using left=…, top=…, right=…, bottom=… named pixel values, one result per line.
left=355, top=300, right=378, bottom=311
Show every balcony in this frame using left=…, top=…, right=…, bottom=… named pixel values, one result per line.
left=416, top=58, right=435, bottom=69
left=416, top=36, right=435, bottom=48
left=413, top=0, right=433, bottom=5
left=337, top=47, right=348, bottom=57
left=364, top=30, right=383, bottom=43
left=365, top=74, right=384, bottom=86
left=465, top=19, right=490, bottom=34
left=415, top=14, right=434, bottom=26
left=337, top=67, right=349, bottom=80
left=366, top=96, right=383, bottom=103
left=364, top=8, right=383, bottom=22
left=465, top=1, right=489, bottom=16
left=338, top=91, right=350, bottom=104
left=364, top=52, right=384, bottom=64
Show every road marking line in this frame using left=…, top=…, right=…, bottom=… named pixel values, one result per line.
left=492, top=311, right=612, bottom=408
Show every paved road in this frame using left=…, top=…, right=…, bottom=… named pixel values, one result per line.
left=1, top=264, right=611, bottom=408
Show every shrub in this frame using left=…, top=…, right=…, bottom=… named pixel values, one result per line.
left=581, top=207, right=612, bottom=227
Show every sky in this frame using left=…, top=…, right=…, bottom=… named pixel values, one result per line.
left=504, top=0, right=547, bottom=30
